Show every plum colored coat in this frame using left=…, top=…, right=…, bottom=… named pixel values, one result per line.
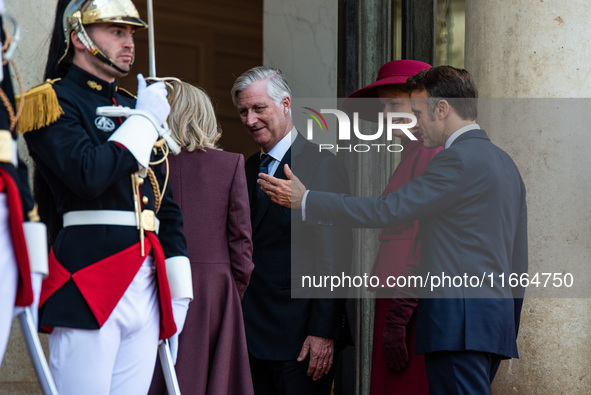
left=150, top=148, right=254, bottom=395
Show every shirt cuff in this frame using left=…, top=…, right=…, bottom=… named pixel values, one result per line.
left=301, top=190, right=310, bottom=221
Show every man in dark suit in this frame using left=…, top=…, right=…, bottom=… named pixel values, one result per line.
left=259, top=66, right=528, bottom=394
left=231, top=66, right=351, bottom=395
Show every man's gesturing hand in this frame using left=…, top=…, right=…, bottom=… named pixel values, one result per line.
left=258, top=164, right=306, bottom=209
left=297, top=335, right=334, bottom=381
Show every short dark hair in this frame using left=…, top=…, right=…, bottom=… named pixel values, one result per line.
left=406, top=66, right=478, bottom=120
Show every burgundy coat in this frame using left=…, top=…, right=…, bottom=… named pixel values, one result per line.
left=369, top=134, right=441, bottom=395
left=150, top=148, right=254, bottom=395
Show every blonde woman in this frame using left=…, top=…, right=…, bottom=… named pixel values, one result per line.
left=149, top=81, right=254, bottom=395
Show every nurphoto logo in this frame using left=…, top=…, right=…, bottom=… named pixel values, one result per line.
left=303, top=107, right=418, bottom=153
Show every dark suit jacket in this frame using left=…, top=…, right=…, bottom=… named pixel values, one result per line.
left=306, top=129, right=528, bottom=359
left=243, top=132, right=351, bottom=360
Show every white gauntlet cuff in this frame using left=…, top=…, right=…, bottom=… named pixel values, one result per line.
left=23, top=221, right=49, bottom=277
left=165, top=256, right=193, bottom=300
left=108, top=115, right=158, bottom=170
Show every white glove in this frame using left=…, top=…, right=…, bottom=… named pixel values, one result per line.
left=135, top=73, right=170, bottom=126
left=165, top=256, right=193, bottom=300
left=169, top=297, right=190, bottom=364
left=23, top=222, right=48, bottom=276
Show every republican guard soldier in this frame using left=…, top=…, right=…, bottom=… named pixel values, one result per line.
left=20, top=1, right=193, bottom=394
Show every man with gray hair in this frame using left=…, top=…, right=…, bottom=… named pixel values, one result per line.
left=232, top=66, right=351, bottom=394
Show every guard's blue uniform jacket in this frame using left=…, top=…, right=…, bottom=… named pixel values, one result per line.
left=24, top=65, right=188, bottom=334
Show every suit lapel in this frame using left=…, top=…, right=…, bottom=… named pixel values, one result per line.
left=290, top=132, right=306, bottom=164
left=251, top=147, right=292, bottom=232
left=246, top=155, right=260, bottom=203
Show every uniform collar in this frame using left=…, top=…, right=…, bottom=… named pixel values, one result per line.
left=66, top=65, right=119, bottom=98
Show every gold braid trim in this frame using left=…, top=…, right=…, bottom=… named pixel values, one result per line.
left=116, top=86, right=136, bottom=99
left=28, top=204, right=41, bottom=222
left=16, top=79, right=64, bottom=134
left=146, top=167, right=162, bottom=213
left=145, top=143, right=171, bottom=213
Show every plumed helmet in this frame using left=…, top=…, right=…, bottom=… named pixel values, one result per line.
left=59, top=0, right=147, bottom=72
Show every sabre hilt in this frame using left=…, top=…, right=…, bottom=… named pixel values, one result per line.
left=97, top=106, right=181, bottom=154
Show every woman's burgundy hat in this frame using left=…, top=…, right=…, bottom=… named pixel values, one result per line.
left=347, top=60, right=432, bottom=99
left=341, top=60, right=432, bottom=120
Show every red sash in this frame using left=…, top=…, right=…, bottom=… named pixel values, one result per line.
left=41, top=231, right=176, bottom=340
left=0, top=167, right=33, bottom=307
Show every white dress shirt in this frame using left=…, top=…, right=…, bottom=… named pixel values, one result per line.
left=259, top=128, right=296, bottom=176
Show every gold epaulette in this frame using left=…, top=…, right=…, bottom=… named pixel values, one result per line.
left=116, top=86, right=137, bottom=99
left=16, top=79, right=64, bottom=134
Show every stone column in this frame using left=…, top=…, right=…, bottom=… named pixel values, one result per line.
left=263, top=0, right=338, bottom=99
left=465, top=1, right=591, bottom=393
left=346, top=2, right=392, bottom=395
